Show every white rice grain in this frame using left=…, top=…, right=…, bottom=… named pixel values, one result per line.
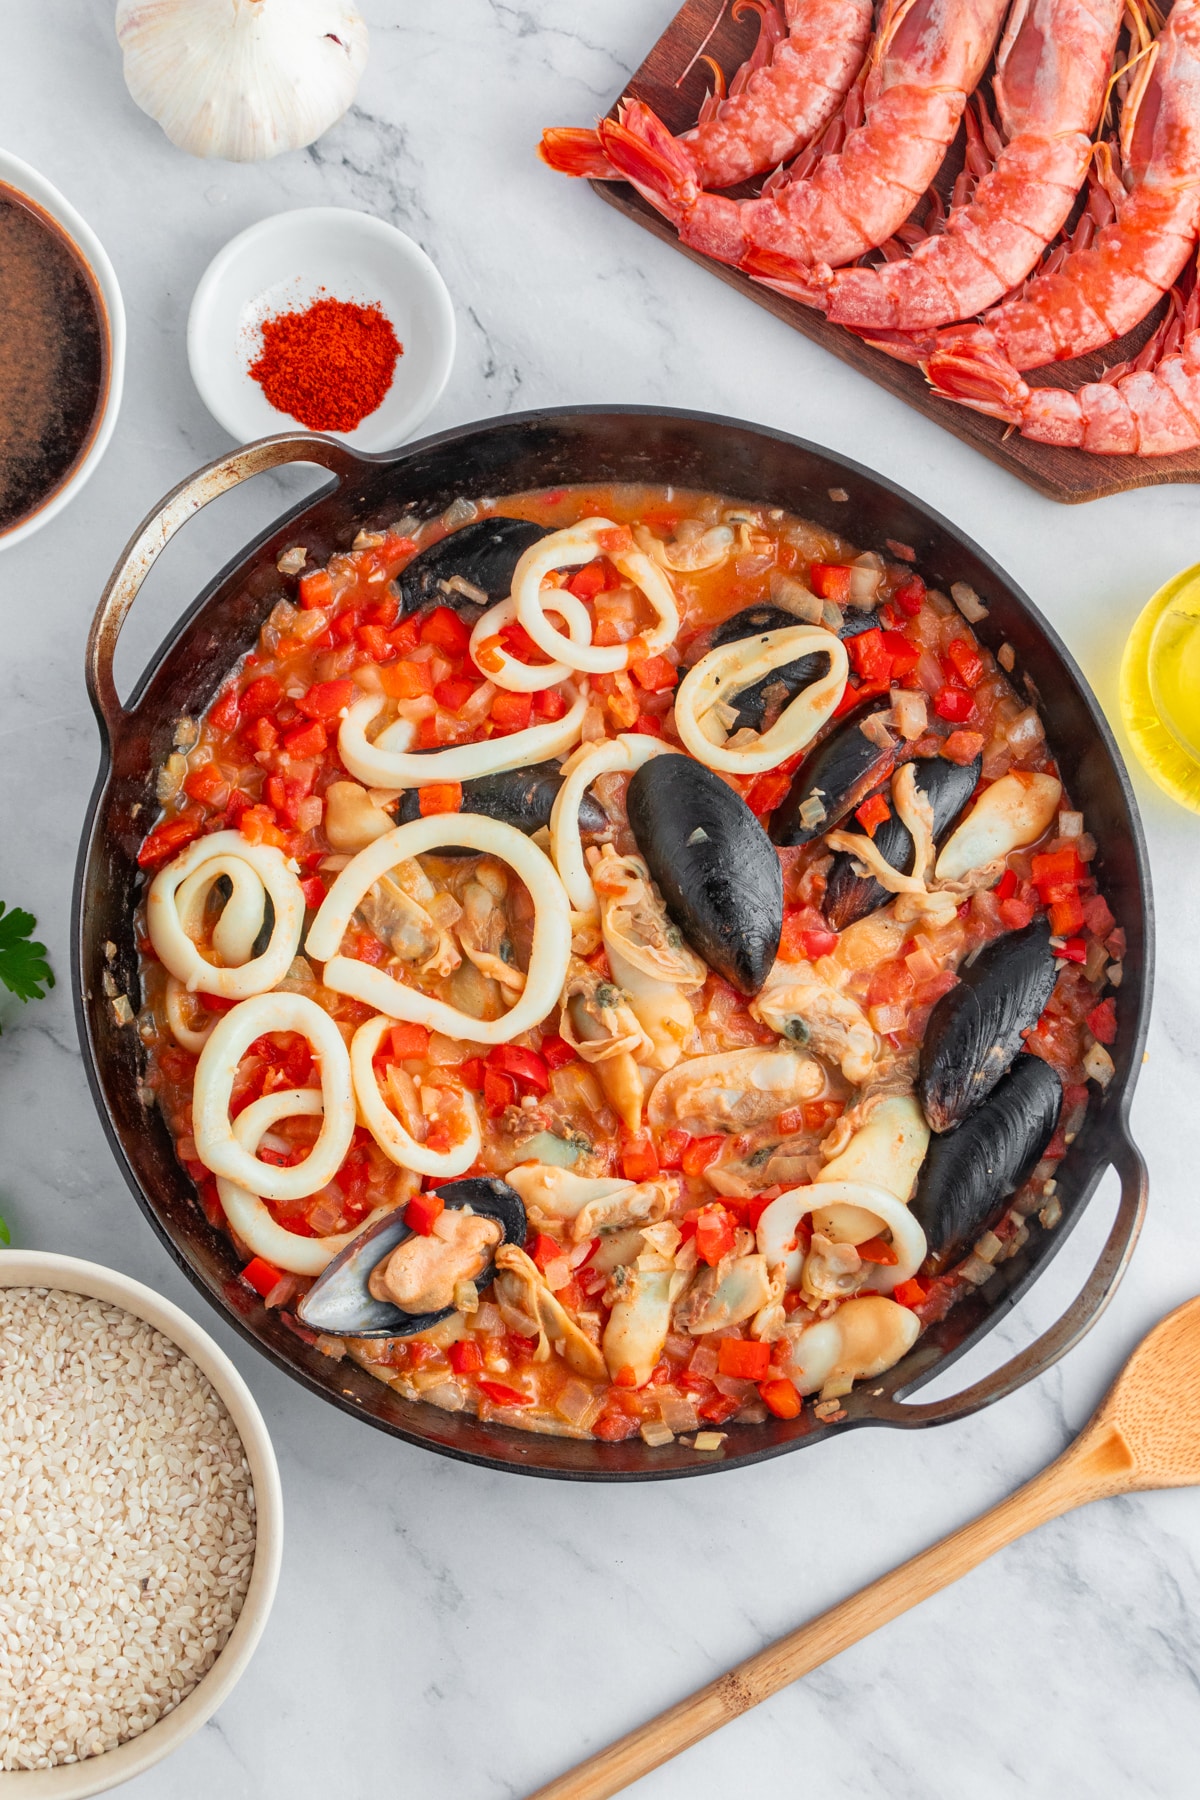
left=0, top=1288, right=255, bottom=1771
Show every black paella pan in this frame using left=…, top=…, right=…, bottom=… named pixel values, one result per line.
left=73, top=407, right=1152, bottom=1480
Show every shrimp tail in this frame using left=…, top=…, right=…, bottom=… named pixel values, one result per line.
left=741, top=244, right=830, bottom=304
left=598, top=102, right=699, bottom=214
left=538, top=127, right=613, bottom=179
left=924, top=338, right=1030, bottom=425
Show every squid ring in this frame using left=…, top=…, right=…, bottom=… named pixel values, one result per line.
left=469, top=589, right=594, bottom=692
left=351, top=1015, right=482, bottom=1177
left=307, top=814, right=572, bottom=1045
left=512, top=519, right=680, bottom=675
left=164, top=977, right=216, bottom=1055
left=756, top=1178, right=927, bottom=1293
left=217, top=1089, right=401, bottom=1278
left=550, top=733, right=674, bottom=916
left=193, top=991, right=356, bottom=1200
left=674, top=626, right=848, bottom=774
left=337, top=685, right=586, bottom=789
left=147, top=831, right=304, bottom=998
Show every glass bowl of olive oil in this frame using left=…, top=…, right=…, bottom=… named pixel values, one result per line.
left=1120, top=562, right=1200, bottom=813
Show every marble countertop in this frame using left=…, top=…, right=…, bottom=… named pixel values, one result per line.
left=3, top=4, right=1199, bottom=1795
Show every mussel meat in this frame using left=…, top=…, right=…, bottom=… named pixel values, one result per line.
left=626, top=755, right=783, bottom=994
left=911, top=1052, right=1062, bottom=1272
left=397, top=760, right=609, bottom=851
left=823, top=753, right=982, bottom=930
left=770, top=700, right=898, bottom=848
left=296, top=1176, right=526, bottom=1338
left=918, top=918, right=1058, bottom=1133
left=399, top=518, right=550, bottom=616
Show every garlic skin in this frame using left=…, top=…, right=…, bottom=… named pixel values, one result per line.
left=115, top=0, right=369, bottom=162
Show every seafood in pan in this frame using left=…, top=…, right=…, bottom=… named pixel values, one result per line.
left=135, top=485, right=1121, bottom=1444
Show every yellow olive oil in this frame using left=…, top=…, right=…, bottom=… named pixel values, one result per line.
left=1119, top=563, right=1200, bottom=813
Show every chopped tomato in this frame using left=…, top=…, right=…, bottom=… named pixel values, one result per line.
left=483, top=1068, right=518, bottom=1117
left=592, top=1408, right=640, bottom=1441
left=300, top=875, right=327, bottom=910
left=892, top=1276, right=928, bottom=1308
left=239, top=805, right=288, bottom=849
left=945, top=638, right=985, bottom=688
left=298, top=569, right=334, bottom=609
left=351, top=929, right=389, bottom=965
left=389, top=1022, right=431, bottom=1060
left=1087, top=998, right=1117, bottom=1045
left=533, top=687, right=568, bottom=721
left=631, top=654, right=677, bottom=693
left=298, top=677, right=356, bottom=720
left=1049, top=894, right=1086, bottom=936
left=487, top=1044, right=550, bottom=1093
left=809, top=563, right=852, bottom=604
left=718, top=1338, right=771, bottom=1380
left=856, top=1235, right=899, bottom=1266
left=330, top=608, right=361, bottom=645
left=282, top=719, right=327, bottom=758
left=694, top=1203, right=737, bottom=1266
left=656, top=1127, right=691, bottom=1170
left=759, top=1377, right=803, bottom=1419
left=1000, top=897, right=1036, bottom=930
left=538, top=1033, right=577, bottom=1071
left=847, top=628, right=890, bottom=683
left=209, top=685, right=241, bottom=731
left=420, top=606, right=471, bottom=657
left=418, top=781, right=463, bottom=817
left=448, top=1339, right=483, bottom=1374
left=239, top=675, right=283, bottom=719
left=621, top=1133, right=660, bottom=1183
left=697, top=1392, right=740, bottom=1425
left=356, top=623, right=392, bottom=663
left=934, top=686, right=975, bottom=723
left=1054, top=936, right=1088, bottom=963
left=529, top=1232, right=563, bottom=1273
left=381, top=658, right=434, bottom=699
left=246, top=715, right=278, bottom=754
left=630, top=712, right=664, bottom=737
left=458, top=1056, right=486, bottom=1092
left=879, top=630, right=920, bottom=680
left=776, top=1106, right=805, bottom=1136
left=726, top=1194, right=776, bottom=1231
left=390, top=615, right=422, bottom=653
left=893, top=575, right=925, bottom=617
left=1084, top=893, right=1115, bottom=940
left=803, top=1098, right=844, bottom=1133
left=433, top=677, right=478, bottom=712
left=182, top=762, right=230, bottom=807
left=942, top=729, right=985, bottom=766
left=855, top=792, right=891, bottom=838
left=241, top=1256, right=282, bottom=1298
left=405, top=1190, right=445, bottom=1235
left=681, top=1135, right=725, bottom=1180
left=490, top=691, right=533, bottom=734
left=477, top=1379, right=532, bottom=1407
left=995, top=868, right=1018, bottom=902
left=801, top=927, right=839, bottom=958
left=568, top=557, right=619, bottom=599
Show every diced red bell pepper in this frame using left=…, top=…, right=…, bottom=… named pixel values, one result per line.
left=892, top=1276, right=928, bottom=1308
left=800, top=927, right=840, bottom=959
left=477, top=1379, right=532, bottom=1408
left=656, top=1127, right=691, bottom=1171
left=568, top=558, right=617, bottom=599
left=776, top=1106, right=805, bottom=1136
left=298, top=677, right=356, bottom=721
left=879, top=630, right=920, bottom=680
left=246, top=715, right=277, bottom=754
left=533, top=687, right=568, bottom=721
left=381, top=658, right=433, bottom=699
left=1032, top=846, right=1084, bottom=896
left=847, top=628, right=891, bottom=683
left=995, top=868, right=1019, bottom=901
left=631, top=654, right=677, bottom=693
left=621, top=1133, right=660, bottom=1183
left=458, top=1056, right=486, bottom=1092
left=1087, top=998, right=1117, bottom=1045
left=137, top=815, right=202, bottom=869
left=856, top=1235, right=899, bottom=1266
left=390, top=615, right=423, bottom=653
left=759, top=1377, right=803, bottom=1419
left=726, top=1194, right=776, bottom=1232
left=697, top=1392, right=740, bottom=1425
left=356, top=622, right=392, bottom=663
left=893, top=576, right=926, bottom=617
left=388, top=1022, right=431, bottom=1060
left=487, top=1044, right=550, bottom=1093
left=745, top=770, right=793, bottom=818
left=681, top=1135, right=725, bottom=1180
left=420, top=605, right=471, bottom=657
left=694, top=1202, right=737, bottom=1266
left=282, top=718, right=327, bottom=758
left=809, top=563, right=853, bottom=604
left=804, top=1098, right=844, bottom=1133
left=832, top=674, right=889, bottom=718
left=941, top=729, right=985, bottom=766
left=944, top=638, right=985, bottom=688
left=433, top=678, right=478, bottom=712
left=538, top=1033, right=577, bottom=1071
left=241, top=1256, right=282, bottom=1298
left=448, top=1339, right=484, bottom=1374
left=855, top=793, right=891, bottom=839
left=300, top=875, right=327, bottom=910
left=490, top=691, right=533, bottom=734
left=239, top=675, right=283, bottom=719
left=483, top=1068, right=519, bottom=1117
left=182, top=762, right=229, bottom=807
left=1054, top=936, right=1088, bottom=963
left=405, top=1190, right=445, bottom=1235
left=934, top=686, right=975, bottom=723
left=630, top=713, right=664, bottom=737
left=718, top=1338, right=771, bottom=1380
left=418, top=781, right=463, bottom=817
left=298, top=569, right=334, bottom=609
left=1049, top=894, right=1086, bottom=936
left=529, top=1232, right=564, bottom=1273
left=209, top=684, right=241, bottom=731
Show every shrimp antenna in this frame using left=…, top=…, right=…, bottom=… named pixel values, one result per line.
left=1097, top=2, right=1159, bottom=151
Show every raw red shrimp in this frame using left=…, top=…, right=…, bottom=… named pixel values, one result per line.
left=802, top=0, right=1125, bottom=330
left=924, top=261, right=1200, bottom=451
left=901, top=0, right=1200, bottom=386
left=540, top=0, right=873, bottom=193
left=598, top=0, right=1010, bottom=277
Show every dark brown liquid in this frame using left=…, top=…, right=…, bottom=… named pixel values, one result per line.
left=0, top=183, right=108, bottom=535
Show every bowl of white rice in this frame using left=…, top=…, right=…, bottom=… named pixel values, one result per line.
left=0, top=1250, right=283, bottom=1795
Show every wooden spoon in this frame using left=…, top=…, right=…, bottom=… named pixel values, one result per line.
left=528, top=1297, right=1200, bottom=1800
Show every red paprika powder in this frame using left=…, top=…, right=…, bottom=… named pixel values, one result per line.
left=249, top=294, right=402, bottom=432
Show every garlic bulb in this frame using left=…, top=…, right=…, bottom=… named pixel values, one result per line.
left=115, top=0, right=369, bottom=162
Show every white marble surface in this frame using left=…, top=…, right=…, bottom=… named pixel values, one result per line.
left=3, top=4, right=1199, bottom=1795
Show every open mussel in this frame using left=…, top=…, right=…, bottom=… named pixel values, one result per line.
left=399, top=518, right=550, bottom=616
left=912, top=1053, right=1062, bottom=1273
left=770, top=698, right=898, bottom=848
left=296, top=1177, right=526, bottom=1338
left=626, top=755, right=783, bottom=995
left=824, top=753, right=982, bottom=930
left=398, top=760, right=609, bottom=852
left=918, top=918, right=1058, bottom=1133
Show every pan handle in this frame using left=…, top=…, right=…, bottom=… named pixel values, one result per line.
left=85, top=432, right=363, bottom=740
left=856, top=1127, right=1147, bottom=1428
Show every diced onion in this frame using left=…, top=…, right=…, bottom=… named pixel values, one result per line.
left=351, top=1014, right=481, bottom=1176
left=1083, top=1041, right=1115, bottom=1087
left=193, top=992, right=356, bottom=1200
left=307, top=814, right=571, bottom=1045
left=148, top=831, right=304, bottom=999
left=951, top=581, right=989, bottom=623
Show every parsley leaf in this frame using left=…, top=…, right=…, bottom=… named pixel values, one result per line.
left=0, top=903, right=55, bottom=1013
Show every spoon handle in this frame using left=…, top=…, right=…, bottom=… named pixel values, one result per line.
left=526, top=1444, right=1113, bottom=1800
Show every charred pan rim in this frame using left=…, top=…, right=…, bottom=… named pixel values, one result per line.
left=73, top=406, right=1153, bottom=1481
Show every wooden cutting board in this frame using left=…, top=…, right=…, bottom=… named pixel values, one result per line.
left=585, top=0, right=1200, bottom=503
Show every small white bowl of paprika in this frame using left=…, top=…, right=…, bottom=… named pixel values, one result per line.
left=187, top=207, right=456, bottom=450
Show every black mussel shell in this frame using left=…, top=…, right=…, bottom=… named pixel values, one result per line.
left=912, top=1053, right=1062, bottom=1273
left=705, top=607, right=832, bottom=733
left=398, top=760, right=609, bottom=852
left=296, top=1177, right=526, bottom=1339
left=769, top=700, right=898, bottom=847
left=823, top=753, right=982, bottom=930
left=711, top=604, right=802, bottom=647
left=398, top=518, right=550, bottom=616
left=626, top=756, right=783, bottom=994
left=918, top=919, right=1058, bottom=1133
left=836, top=612, right=881, bottom=640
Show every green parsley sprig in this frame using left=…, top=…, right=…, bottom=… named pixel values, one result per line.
left=0, top=902, right=54, bottom=1016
